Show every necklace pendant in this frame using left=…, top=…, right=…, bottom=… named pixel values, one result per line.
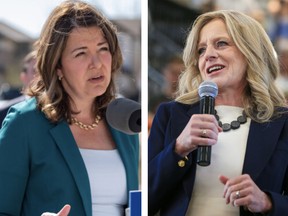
left=231, top=120, right=240, bottom=129
left=222, top=123, right=231, bottom=132
left=237, top=115, right=247, bottom=124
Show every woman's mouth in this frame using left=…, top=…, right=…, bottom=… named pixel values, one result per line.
left=88, top=75, right=104, bottom=82
left=207, top=65, right=225, bottom=74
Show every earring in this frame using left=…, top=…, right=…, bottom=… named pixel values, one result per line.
left=58, top=76, right=63, bottom=81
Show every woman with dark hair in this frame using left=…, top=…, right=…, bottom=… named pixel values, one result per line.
left=0, top=1, right=139, bottom=215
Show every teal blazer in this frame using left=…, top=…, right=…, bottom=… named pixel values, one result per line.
left=0, top=98, right=139, bottom=216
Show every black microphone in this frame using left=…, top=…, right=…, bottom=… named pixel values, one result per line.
left=197, top=81, right=218, bottom=166
left=106, top=97, right=141, bottom=135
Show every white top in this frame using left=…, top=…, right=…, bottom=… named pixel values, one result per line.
left=79, top=149, right=127, bottom=216
left=186, top=106, right=251, bottom=216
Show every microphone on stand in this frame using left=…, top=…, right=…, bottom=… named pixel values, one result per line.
left=197, top=81, right=218, bottom=166
left=106, top=97, right=141, bottom=135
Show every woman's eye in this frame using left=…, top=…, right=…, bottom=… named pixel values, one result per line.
left=100, top=46, right=110, bottom=51
left=75, top=52, right=85, bottom=57
left=198, top=47, right=206, bottom=55
left=217, top=41, right=228, bottom=47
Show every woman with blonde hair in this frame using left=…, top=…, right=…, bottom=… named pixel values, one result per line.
left=149, top=10, right=288, bottom=216
left=0, top=1, right=139, bottom=215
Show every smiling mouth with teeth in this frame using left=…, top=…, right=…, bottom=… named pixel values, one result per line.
left=208, top=65, right=224, bottom=74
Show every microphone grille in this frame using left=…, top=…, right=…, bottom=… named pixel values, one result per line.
left=198, top=81, right=218, bottom=98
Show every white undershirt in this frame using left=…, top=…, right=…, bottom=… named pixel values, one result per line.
left=186, top=105, right=251, bottom=216
left=79, top=149, right=127, bottom=216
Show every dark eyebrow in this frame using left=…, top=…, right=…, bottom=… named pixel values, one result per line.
left=70, top=40, right=109, bottom=54
left=98, top=41, right=108, bottom=46
left=71, top=46, right=87, bottom=54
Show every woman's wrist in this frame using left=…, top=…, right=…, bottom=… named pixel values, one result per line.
left=261, top=192, right=272, bottom=214
left=175, top=139, right=196, bottom=157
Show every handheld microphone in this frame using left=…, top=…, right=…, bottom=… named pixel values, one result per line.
left=106, top=97, right=141, bottom=135
left=197, top=81, right=218, bottom=166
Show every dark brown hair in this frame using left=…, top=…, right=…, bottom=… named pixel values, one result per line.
left=28, top=0, right=123, bottom=123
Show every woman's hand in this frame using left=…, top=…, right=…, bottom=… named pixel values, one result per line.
left=41, top=204, right=71, bottom=216
left=175, top=114, right=222, bottom=157
left=219, top=174, right=272, bottom=214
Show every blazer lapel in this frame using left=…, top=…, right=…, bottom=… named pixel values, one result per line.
left=109, top=126, right=139, bottom=193
left=170, top=102, right=199, bottom=140
left=50, top=121, right=92, bottom=216
left=242, top=118, right=285, bottom=180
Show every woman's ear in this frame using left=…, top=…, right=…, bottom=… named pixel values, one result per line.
left=56, top=68, right=62, bottom=77
left=57, top=68, right=63, bottom=81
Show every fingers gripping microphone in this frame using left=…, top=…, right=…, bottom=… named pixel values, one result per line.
left=106, top=97, right=141, bottom=135
left=197, top=81, right=218, bottom=166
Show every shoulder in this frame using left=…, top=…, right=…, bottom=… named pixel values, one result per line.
left=6, top=97, right=38, bottom=119
left=0, top=95, right=26, bottom=120
left=155, top=100, right=198, bottom=118
left=0, top=95, right=26, bottom=111
left=1, top=97, right=48, bottom=129
left=157, top=100, right=190, bottom=113
left=273, top=106, right=288, bottom=122
left=11, top=97, right=36, bottom=111
left=151, top=101, right=198, bottom=133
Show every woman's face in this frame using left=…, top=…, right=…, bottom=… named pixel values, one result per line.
left=57, top=26, right=112, bottom=103
left=197, top=19, right=247, bottom=93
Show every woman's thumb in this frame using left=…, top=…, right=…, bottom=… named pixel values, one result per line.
left=58, top=205, right=71, bottom=216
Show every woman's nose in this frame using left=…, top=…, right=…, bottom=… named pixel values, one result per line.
left=205, top=45, right=218, bottom=61
left=91, top=55, right=102, bottom=69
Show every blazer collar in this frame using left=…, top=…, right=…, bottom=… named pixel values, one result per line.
left=49, top=121, right=92, bottom=216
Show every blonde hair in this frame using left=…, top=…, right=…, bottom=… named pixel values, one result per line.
left=176, top=10, right=287, bottom=122
left=27, top=0, right=122, bottom=122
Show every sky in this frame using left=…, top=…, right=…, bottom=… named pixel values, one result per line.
left=0, top=0, right=141, bottom=38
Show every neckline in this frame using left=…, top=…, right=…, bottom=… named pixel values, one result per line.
left=215, top=105, right=244, bottom=116
left=79, top=148, right=117, bottom=152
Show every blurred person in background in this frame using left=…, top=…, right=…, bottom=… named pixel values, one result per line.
left=148, top=55, right=184, bottom=132
left=270, top=0, right=288, bottom=100
left=0, top=50, right=36, bottom=127
left=0, top=1, right=139, bottom=215
left=20, top=50, right=37, bottom=90
left=149, top=10, right=288, bottom=216
left=149, top=55, right=184, bottom=115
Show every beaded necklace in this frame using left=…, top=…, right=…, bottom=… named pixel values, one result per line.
left=71, top=115, right=101, bottom=130
left=214, top=109, right=247, bottom=132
